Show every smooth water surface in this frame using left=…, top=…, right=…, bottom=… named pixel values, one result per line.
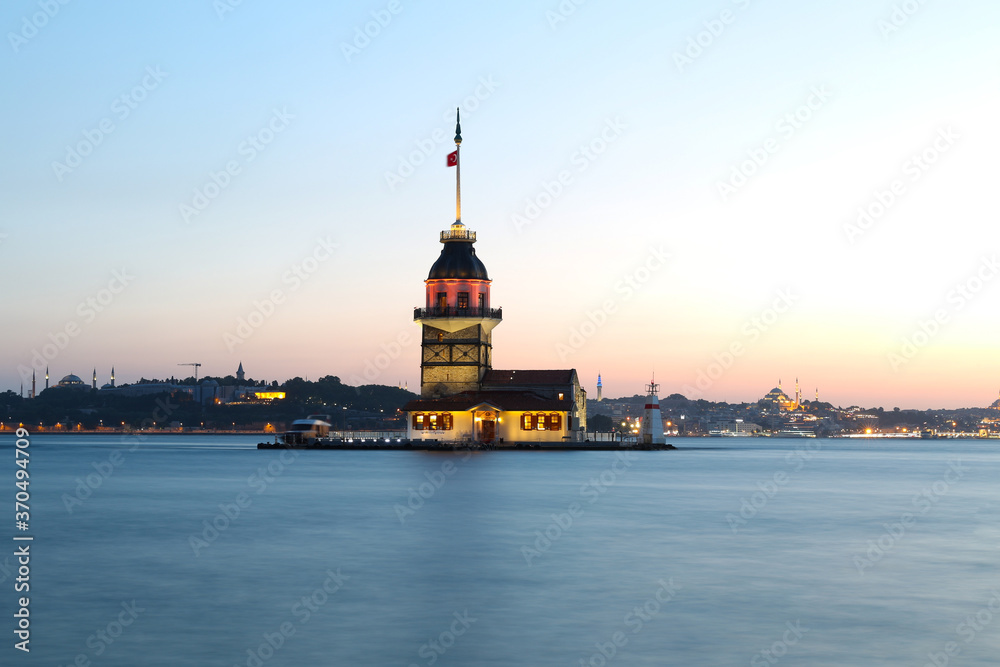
left=4, top=434, right=999, bottom=665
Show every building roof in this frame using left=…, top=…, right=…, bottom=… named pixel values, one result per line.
left=482, top=369, right=576, bottom=386
left=427, top=237, right=490, bottom=281
left=403, top=390, right=572, bottom=413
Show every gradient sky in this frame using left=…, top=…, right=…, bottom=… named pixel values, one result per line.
left=2, top=0, right=998, bottom=409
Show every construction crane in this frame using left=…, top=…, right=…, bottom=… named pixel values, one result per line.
left=178, top=363, right=202, bottom=382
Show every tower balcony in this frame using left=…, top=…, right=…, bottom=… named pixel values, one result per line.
left=441, top=229, right=475, bottom=242
left=415, top=306, right=501, bottom=320
left=414, top=306, right=502, bottom=334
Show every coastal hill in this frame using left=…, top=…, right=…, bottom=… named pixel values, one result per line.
left=2, top=378, right=997, bottom=437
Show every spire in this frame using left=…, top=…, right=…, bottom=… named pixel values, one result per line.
left=111, top=366, right=115, bottom=387
left=45, top=366, right=49, bottom=390
left=454, top=107, right=462, bottom=223
left=93, top=368, right=97, bottom=390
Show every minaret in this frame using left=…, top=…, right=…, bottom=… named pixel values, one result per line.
left=638, top=376, right=665, bottom=445
left=795, top=377, right=800, bottom=409
left=45, top=367, right=49, bottom=390
left=815, top=387, right=819, bottom=402
left=597, top=373, right=603, bottom=402
left=31, top=370, right=36, bottom=399
left=414, top=109, right=502, bottom=398
left=236, top=362, right=245, bottom=382
left=111, top=366, right=115, bottom=388
left=93, top=369, right=98, bottom=390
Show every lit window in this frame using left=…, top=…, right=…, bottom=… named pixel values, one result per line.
left=412, top=413, right=453, bottom=431
left=457, top=292, right=469, bottom=309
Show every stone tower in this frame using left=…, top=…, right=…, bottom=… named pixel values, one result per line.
left=414, top=109, right=502, bottom=398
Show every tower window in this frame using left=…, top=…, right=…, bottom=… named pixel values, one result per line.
left=478, top=293, right=485, bottom=310
left=437, top=292, right=447, bottom=309
left=457, top=292, right=469, bottom=309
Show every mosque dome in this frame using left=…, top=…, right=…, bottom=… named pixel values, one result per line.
left=55, top=374, right=89, bottom=390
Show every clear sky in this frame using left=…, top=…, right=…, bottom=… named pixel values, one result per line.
left=2, top=0, right=998, bottom=409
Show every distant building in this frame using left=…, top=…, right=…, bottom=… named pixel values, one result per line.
left=53, top=374, right=90, bottom=391
left=759, top=379, right=801, bottom=412
left=236, top=362, right=245, bottom=382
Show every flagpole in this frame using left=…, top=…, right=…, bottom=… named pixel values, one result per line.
left=454, top=107, right=462, bottom=223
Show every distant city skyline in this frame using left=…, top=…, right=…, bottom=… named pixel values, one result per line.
left=3, top=1, right=999, bottom=410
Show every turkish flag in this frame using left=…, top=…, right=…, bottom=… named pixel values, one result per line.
left=446, top=150, right=458, bottom=167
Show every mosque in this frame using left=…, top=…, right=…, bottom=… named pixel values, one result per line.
left=759, top=379, right=817, bottom=412
left=401, top=112, right=587, bottom=445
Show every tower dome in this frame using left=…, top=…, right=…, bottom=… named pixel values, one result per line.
left=427, top=224, right=490, bottom=280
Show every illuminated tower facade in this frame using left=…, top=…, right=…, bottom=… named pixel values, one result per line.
left=597, top=373, right=603, bottom=402
left=414, top=110, right=502, bottom=398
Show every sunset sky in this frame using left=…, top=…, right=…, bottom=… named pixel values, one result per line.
left=3, top=0, right=999, bottom=409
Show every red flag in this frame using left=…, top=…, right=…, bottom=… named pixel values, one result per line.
left=446, top=150, right=458, bottom=167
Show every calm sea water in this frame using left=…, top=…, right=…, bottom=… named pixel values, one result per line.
left=4, top=434, right=999, bottom=666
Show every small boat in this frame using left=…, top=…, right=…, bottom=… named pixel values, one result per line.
left=283, top=417, right=331, bottom=445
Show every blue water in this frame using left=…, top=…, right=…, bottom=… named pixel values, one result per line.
left=4, top=434, right=999, bottom=666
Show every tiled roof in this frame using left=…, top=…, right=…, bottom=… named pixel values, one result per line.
left=482, top=369, right=576, bottom=386
left=402, top=390, right=572, bottom=413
